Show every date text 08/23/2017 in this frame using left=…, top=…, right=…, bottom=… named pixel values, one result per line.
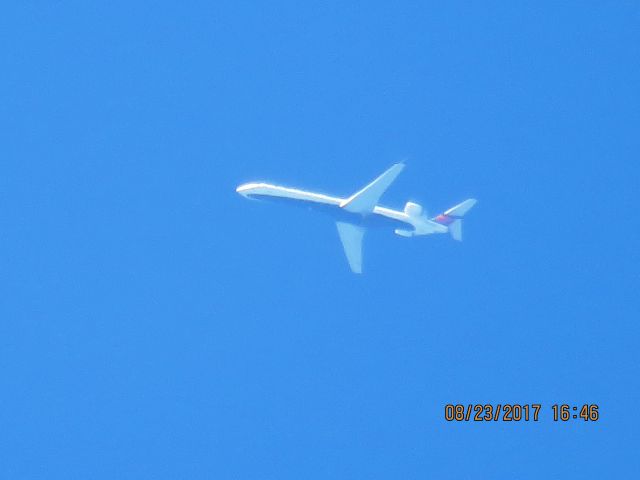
left=444, top=404, right=599, bottom=422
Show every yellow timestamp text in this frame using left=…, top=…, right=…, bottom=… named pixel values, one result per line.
left=444, top=404, right=600, bottom=422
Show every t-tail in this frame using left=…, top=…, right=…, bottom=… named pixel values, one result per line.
left=433, top=199, right=477, bottom=241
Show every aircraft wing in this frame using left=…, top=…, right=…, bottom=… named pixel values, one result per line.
left=336, top=221, right=365, bottom=273
left=340, top=163, right=405, bottom=214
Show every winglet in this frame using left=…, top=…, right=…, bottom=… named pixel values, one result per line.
left=340, top=163, right=405, bottom=214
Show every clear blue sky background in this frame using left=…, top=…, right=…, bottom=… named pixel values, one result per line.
left=2, top=1, right=639, bottom=478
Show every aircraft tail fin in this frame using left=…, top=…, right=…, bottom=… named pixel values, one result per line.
left=433, top=199, right=477, bottom=241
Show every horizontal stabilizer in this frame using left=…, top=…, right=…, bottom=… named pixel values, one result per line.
left=444, top=198, right=477, bottom=217
left=433, top=199, right=477, bottom=241
left=449, top=220, right=462, bottom=241
left=340, top=163, right=405, bottom=214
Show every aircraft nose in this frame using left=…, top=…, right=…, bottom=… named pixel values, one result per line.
left=236, top=183, right=253, bottom=197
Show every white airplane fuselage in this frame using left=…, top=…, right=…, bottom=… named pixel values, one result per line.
left=235, top=182, right=448, bottom=235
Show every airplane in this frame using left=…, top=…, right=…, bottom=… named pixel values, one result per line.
left=236, top=163, right=476, bottom=273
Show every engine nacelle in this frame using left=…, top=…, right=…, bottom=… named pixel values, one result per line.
left=404, top=202, right=423, bottom=217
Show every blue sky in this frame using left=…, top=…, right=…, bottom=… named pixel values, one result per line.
left=1, top=1, right=639, bottom=478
